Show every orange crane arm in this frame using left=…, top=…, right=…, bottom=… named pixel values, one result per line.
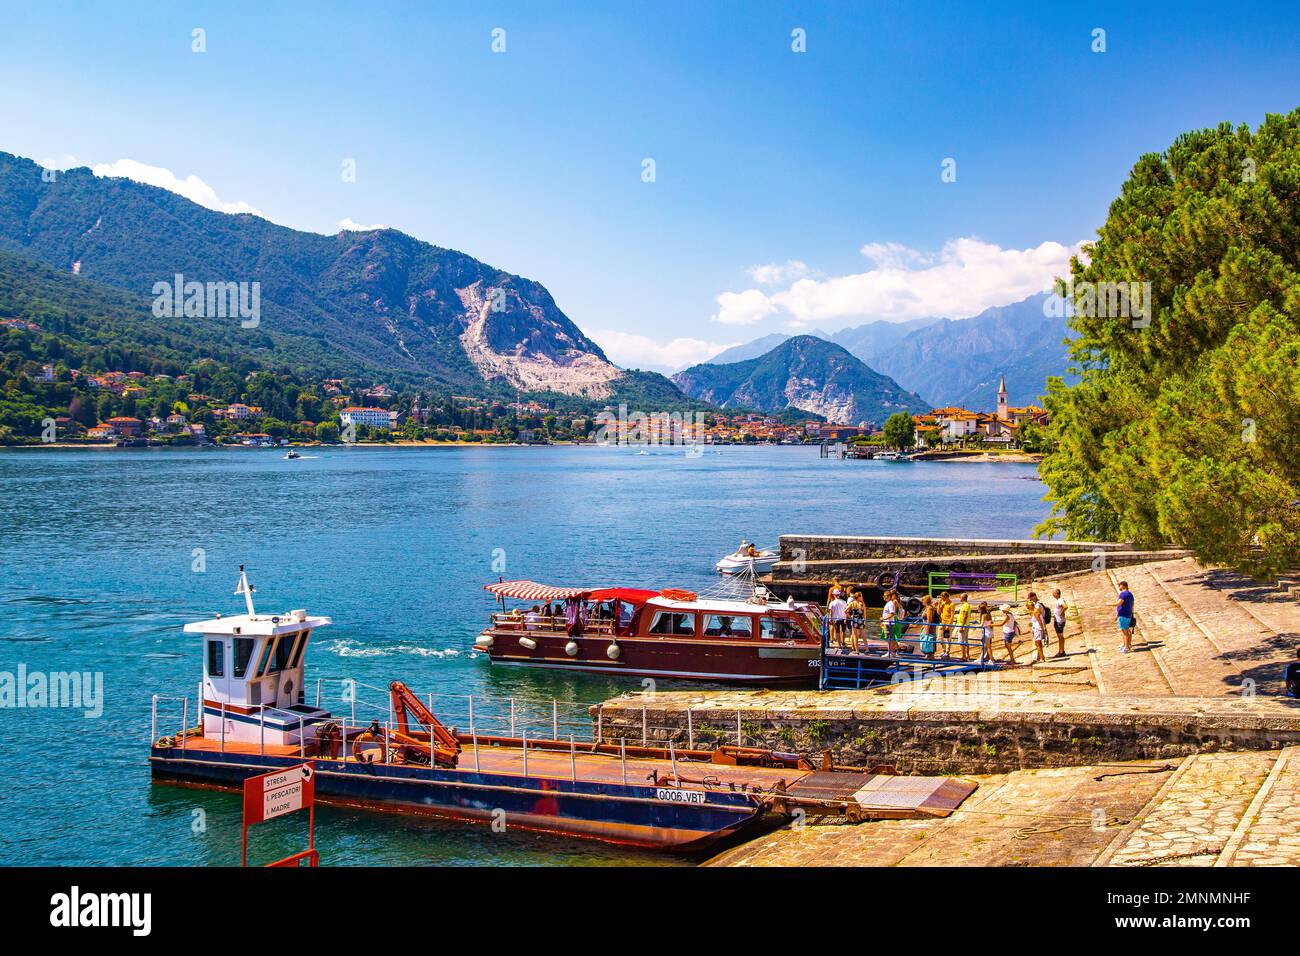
left=389, top=681, right=462, bottom=766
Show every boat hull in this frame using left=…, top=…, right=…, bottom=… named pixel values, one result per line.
left=150, top=746, right=768, bottom=851
left=479, top=630, right=820, bottom=687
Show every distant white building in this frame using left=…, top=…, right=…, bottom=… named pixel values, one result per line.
left=339, top=406, right=391, bottom=431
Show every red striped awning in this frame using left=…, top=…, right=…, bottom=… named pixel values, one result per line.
left=484, top=580, right=588, bottom=601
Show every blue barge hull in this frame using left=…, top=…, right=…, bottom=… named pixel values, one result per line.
left=150, top=745, right=771, bottom=851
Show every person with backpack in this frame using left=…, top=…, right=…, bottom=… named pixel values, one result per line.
left=1051, top=588, right=1069, bottom=658
left=881, top=590, right=900, bottom=655
left=1026, top=592, right=1047, bottom=663
left=919, top=594, right=938, bottom=658
left=954, top=593, right=973, bottom=662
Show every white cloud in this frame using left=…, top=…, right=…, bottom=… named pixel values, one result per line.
left=590, top=329, right=739, bottom=372
left=858, top=241, right=929, bottom=269
left=743, top=237, right=1084, bottom=327
left=747, top=259, right=810, bottom=285
left=337, top=218, right=387, bottom=232
left=91, top=158, right=264, bottom=217
left=712, top=288, right=777, bottom=326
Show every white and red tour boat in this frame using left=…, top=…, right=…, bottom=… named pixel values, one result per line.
left=474, top=579, right=824, bottom=686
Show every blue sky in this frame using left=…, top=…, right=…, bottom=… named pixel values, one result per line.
left=2, top=2, right=1298, bottom=370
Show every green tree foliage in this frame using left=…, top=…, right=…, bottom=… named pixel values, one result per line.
left=1037, top=112, right=1300, bottom=577
left=882, top=411, right=916, bottom=450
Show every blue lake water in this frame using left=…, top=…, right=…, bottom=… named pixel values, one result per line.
left=0, top=445, right=1048, bottom=866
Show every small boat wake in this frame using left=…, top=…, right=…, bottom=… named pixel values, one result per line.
left=322, top=638, right=463, bottom=659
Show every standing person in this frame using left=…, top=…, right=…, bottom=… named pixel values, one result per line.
left=881, top=590, right=899, bottom=656
left=919, top=595, right=938, bottom=658
left=1116, top=580, right=1136, bottom=653
left=1000, top=603, right=1020, bottom=666
left=828, top=590, right=848, bottom=648
left=1027, top=592, right=1047, bottom=663
left=847, top=590, right=866, bottom=653
left=826, top=577, right=844, bottom=607
left=564, top=595, right=585, bottom=637
left=1051, top=588, right=1069, bottom=658
left=954, top=593, right=973, bottom=662
left=977, top=602, right=994, bottom=665
left=936, top=591, right=955, bottom=658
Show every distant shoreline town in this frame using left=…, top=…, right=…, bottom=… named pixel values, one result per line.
left=4, top=352, right=1047, bottom=458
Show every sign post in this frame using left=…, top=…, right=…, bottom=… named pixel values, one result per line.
left=241, top=762, right=317, bottom=867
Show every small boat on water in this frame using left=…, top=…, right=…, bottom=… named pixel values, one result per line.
left=715, top=542, right=779, bottom=575
left=148, top=568, right=976, bottom=849
left=284, top=450, right=301, bottom=459
left=475, top=578, right=822, bottom=686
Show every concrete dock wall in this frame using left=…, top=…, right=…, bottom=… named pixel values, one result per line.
left=762, top=535, right=1190, bottom=601
left=593, top=690, right=1300, bottom=776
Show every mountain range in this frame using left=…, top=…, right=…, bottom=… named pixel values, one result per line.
left=704, top=293, right=1073, bottom=409
left=0, top=151, right=688, bottom=407
left=671, top=335, right=929, bottom=425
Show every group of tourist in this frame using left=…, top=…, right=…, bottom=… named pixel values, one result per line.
left=824, top=580, right=1077, bottom=667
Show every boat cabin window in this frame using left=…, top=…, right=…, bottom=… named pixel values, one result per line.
left=255, top=637, right=276, bottom=677
left=273, top=633, right=295, bottom=671
left=759, top=617, right=800, bottom=641
left=288, top=630, right=310, bottom=668
left=648, top=611, right=696, bottom=636
left=206, top=639, right=225, bottom=678
left=703, top=614, right=752, bottom=638
left=232, top=637, right=255, bottom=678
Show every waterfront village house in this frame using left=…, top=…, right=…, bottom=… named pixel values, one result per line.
left=339, top=406, right=392, bottom=431
left=37, top=364, right=56, bottom=384
left=104, top=416, right=143, bottom=438
left=166, top=413, right=187, bottom=429
left=214, top=403, right=264, bottom=422
left=86, top=424, right=113, bottom=440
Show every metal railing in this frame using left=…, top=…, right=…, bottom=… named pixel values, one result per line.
left=487, top=612, right=619, bottom=636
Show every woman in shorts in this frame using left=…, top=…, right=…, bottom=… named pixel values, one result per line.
left=1000, top=604, right=1019, bottom=666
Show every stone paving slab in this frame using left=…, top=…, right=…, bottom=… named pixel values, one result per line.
left=1217, top=747, right=1300, bottom=866
left=707, top=760, right=1176, bottom=867
left=709, top=751, right=1300, bottom=867
left=1098, top=751, right=1277, bottom=867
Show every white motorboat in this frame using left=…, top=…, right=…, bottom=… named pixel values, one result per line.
left=715, top=544, right=779, bottom=575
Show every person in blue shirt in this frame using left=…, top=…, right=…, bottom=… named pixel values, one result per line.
left=1115, top=581, right=1136, bottom=654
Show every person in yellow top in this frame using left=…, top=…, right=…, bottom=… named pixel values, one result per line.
left=936, top=592, right=955, bottom=658
left=953, top=593, right=973, bottom=662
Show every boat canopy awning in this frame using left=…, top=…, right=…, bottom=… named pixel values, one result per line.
left=484, top=580, right=587, bottom=601
left=587, top=587, right=660, bottom=604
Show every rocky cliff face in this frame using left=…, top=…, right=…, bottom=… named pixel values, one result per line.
left=672, top=335, right=928, bottom=425
left=0, top=151, right=628, bottom=397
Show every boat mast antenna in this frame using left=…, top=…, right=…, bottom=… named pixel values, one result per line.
left=234, top=564, right=257, bottom=617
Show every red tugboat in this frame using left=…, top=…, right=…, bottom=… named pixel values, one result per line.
left=474, top=580, right=824, bottom=686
